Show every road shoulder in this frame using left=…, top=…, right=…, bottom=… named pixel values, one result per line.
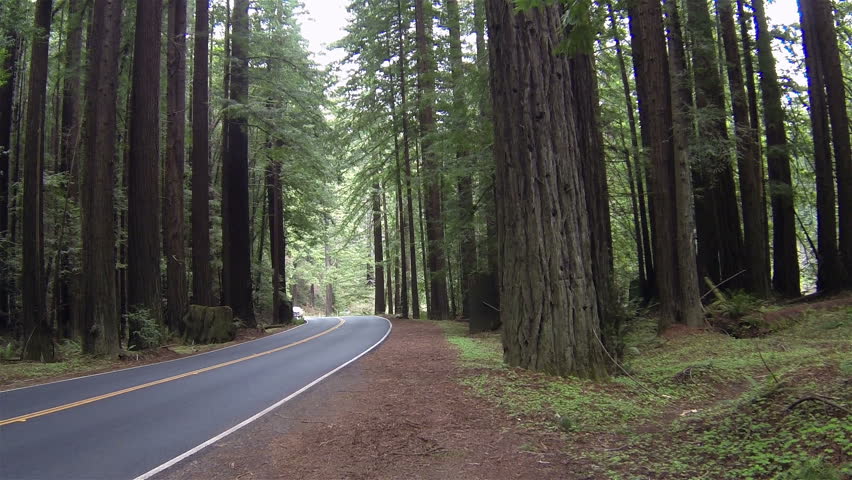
left=158, top=318, right=581, bottom=479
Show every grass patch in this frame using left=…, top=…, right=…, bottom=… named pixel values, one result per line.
left=441, top=305, right=852, bottom=479
left=0, top=340, right=115, bottom=387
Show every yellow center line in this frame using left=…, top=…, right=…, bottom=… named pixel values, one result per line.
left=0, top=317, right=346, bottom=427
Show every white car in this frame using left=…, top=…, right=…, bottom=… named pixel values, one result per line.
left=293, top=306, right=305, bottom=321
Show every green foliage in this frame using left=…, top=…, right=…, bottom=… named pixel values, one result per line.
left=127, top=309, right=165, bottom=350
left=441, top=306, right=852, bottom=477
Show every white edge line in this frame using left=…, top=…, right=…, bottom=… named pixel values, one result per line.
left=0, top=319, right=314, bottom=394
left=133, top=316, right=393, bottom=480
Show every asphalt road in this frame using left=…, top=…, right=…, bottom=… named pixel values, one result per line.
left=0, top=316, right=391, bottom=480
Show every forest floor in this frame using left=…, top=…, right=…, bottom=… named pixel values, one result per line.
left=161, top=296, right=850, bottom=480
left=0, top=322, right=302, bottom=390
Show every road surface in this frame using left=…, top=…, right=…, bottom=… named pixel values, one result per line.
left=0, top=316, right=391, bottom=480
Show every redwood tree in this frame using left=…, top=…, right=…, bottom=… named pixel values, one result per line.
left=128, top=0, right=163, bottom=347
left=165, top=0, right=188, bottom=328
left=222, top=0, right=255, bottom=325
left=629, top=0, right=703, bottom=329
left=753, top=0, right=800, bottom=297
left=21, top=0, right=55, bottom=361
left=414, top=0, right=449, bottom=320
left=82, top=0, right=123, bottom=356
left=487, top=0, right=606, bottom=378
left=191, top=0, right=214, bottom=305
left=718, top=0, right=771, bottom=297
left=809, top=0, right=852, bottom=286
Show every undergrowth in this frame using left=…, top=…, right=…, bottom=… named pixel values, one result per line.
left=440, top=305, right=852, bottom=479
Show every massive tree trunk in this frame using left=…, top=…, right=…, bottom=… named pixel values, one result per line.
left=798, top=0, right=844, bottom=291
left=0, top=12, right=21, bottom=331
left=809, top=0, right=852, bottom=286
left=487, top=0, right=606, bottom=378
left=629, top=0, right=703, bottom=329
left=165, top=0, right=188, bottom=329
left=128, top=0, right=163, bottom=349
left=373, top=184, right=386, bottom=313
left=753, top=0, right=800, bottom=297
left=222, top=0, right=255, bottom=325
left=446, top=0, right=477, bottom=319
left=566, top=9, right=616, bottom=355
left=82, top=0, right=123, bottom=356
left=414, top=0, right=449, bottom=320
left=718, top=0, right=771, bottom=297
left=191, top=0, right=213, bottom=306
left=21, top=0, right=55, bottom=361
left=684, top=0, right=744, bottom=291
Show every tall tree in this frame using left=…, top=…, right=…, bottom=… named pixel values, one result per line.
left=128, top=0, right=163, bottom=348
left=82, top=0, right=123, bottom=356
left=372, top=184, right=386, bottom=313
left=267, top=162, right=286, bottom=322
left=0, top=3, right=22, bottom=330
left=565, top=5, right=616, bottom=352
left=54, top=0, right=87, bottom=338
left=165, top=0, right=188, bottom=328
left=397, top=0, right=416, bottom=319
left=487, top=0, right=606, bottom=378
left=446, top=0, right=477, bottom=319
left=717, top=0, right=771, bottom=297
left=607, top=1, right=655, bottom=301
left=808, top=0, right=852, bottom=285
left=21, top=0, right=55, bottom=361
left=629, top=0, right=703, bottom=328
left=753, top=0, right=800, bottom=297
left=798, top=0, right=845, bottom=290
left=222, top=0, right=255, bottom=325
left=414, top=0, right=449, bottom=320
left=191, top=0, right=213, bottom=305
left=684, top=0, right=745, bottom=290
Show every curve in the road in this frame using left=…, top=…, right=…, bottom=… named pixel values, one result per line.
left=0, top=316, right=392, bottom=480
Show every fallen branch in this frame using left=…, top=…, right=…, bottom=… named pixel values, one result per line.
left=786, top=396, right=850, bottom=415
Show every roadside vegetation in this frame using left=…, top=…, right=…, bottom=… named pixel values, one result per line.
left=441, top=301, right=851, bottom=479
left=0, top=318, right=306, bottom=389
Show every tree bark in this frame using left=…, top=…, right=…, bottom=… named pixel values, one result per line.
left=191, top=0, right=214, bottom=306
left=82, top=0, right=123, bottom=356
left=222, top=0, right=255, bottom=325
left=382, top=187, right=394, bottom=314
left=397, top=0, right=417, bottom=319
left=447, top=0, right=477, bottom=319
left=414, top=0, right=448, bottom=320
left=0, top=11, right=21, bottom=331
left=798, top=0, right=844, bottom=291
left=753, top=0, right=800, bottom=297
left=21, top=0, right=55, bottom=361
left=718, top=0, right=771, bottom=297
left=566, top=9, right=616, bottom=354
left=487, top=0, right=606, bottom=378
left=128, top=0, right=163, bottom=349
left=165, top=0, right=189, bottom=329
left=629, top=0, right=703, bottom=329
left=372, top=184, right=386, bottom=313
left=809, top=0, right=852, bottom=286
left=684, top=0, right=745, bottom=290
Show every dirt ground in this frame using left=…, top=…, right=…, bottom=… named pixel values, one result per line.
left=159, top=319, right=587, bottom=480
